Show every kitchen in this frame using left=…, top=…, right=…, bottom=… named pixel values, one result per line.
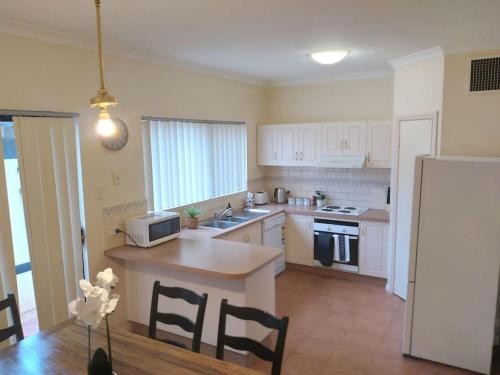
left=0, top=2, right=499, bottom=375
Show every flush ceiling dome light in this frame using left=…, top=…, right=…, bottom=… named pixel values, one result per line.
left=310, top=50, right=350, bottom=65
left=90, top=0, right=118, bottom=137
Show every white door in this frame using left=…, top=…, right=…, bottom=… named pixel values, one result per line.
left=298, top=124, right=319, bottom=166
left=15, top=116, right=83, bottom=330
left=343, top=121, right=366, bottom=155
left=285, top=214, right=313, bottom=265
left=321, top=123, right=344, bottom=155
left=366, top=121, right=392, bottom=168
left=257, top=125, right=277, bottom=166
left=393, top=116, right=436, bottom=299
left=277, top=125, right=298, bottom=166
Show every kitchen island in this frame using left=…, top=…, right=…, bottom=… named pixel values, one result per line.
left=105, top=227, right=280, bottom=349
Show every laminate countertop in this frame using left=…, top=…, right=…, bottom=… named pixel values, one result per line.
left=105, top=204, right=388, bottom=280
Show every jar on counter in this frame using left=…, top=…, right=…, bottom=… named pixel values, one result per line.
left=288, top=197, right=296, bottom=205
left=303, top=198, right=311, bottom=206
left=295, top=197, right=304, bottom=205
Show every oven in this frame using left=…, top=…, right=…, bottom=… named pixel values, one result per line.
left=313, top=218, right=359, bottom=273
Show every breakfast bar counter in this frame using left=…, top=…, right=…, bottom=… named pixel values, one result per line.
left=105, top=229, right=280, bottom=350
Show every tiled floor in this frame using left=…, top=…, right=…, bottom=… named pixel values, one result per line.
left=248, top=269, right=475, bottom=375
left=16, top=271, right=39, bottom=337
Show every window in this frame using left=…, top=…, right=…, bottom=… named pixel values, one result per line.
left=144, top=118, right=247, bottom=211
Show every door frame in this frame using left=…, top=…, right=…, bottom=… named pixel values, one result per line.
left=386, top=112, right=438, bottom=295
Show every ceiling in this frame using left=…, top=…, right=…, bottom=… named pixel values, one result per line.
left=1, top=0, right=500, bottom=85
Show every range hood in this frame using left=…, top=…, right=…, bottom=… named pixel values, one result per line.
left=316, top=154, right=366, bottom=168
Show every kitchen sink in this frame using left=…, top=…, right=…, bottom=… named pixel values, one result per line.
left=199, top=208, right=271, bottom=230
left=199, top=220, right=239, bottom=229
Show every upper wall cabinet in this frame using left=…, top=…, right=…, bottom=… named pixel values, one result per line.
left=277, top=125, right=298, bottom=166
left=298, top=124, right=320, bottom=165
left=257, top=125, right=278, bottom=166
left=343, top=121, right=367, bottom=155
left=320, top=122, right=344, bottom=155
left=366, top=121, right=393, bottom=168
left=258, top=121, right=391, bottom=168
left=259, top=123, right=319, bottom=167
left=321, top=121, right=367, bottom=156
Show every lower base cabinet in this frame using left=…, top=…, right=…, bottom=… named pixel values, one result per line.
left=285, top=214, right=314, bottom=266
left=218, top=222, right=262, bottom=244
left=359, top=221, right=388, bottom=278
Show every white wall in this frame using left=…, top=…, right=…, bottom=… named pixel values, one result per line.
left=265, top=77, right=394, bottom=123
left=441, top=51, right=500, bottom=157
left=0, top=32, right=266, bottom=300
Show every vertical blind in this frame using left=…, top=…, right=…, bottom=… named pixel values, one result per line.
left=147, top=119, right=247, bottom=210
left=14, top=116, right=83, bottom=330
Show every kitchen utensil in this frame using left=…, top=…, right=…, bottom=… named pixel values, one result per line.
left=254, top=191, right=269, bottom=205
left=274, top=187, right=288, bottom=204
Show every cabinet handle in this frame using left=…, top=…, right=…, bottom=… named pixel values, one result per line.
left=295, top=152, right=298, bottom=160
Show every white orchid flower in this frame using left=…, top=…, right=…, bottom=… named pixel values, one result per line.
left=96, top=268, right=119, bottom=290
left=69, top=294, right=107, bottom=329
left=69, top=268, right=120, bottom=329
left=103, top=294, right=120, bottom=315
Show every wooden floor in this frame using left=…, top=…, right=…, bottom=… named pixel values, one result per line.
left=246, top=269, right=475, bottom=375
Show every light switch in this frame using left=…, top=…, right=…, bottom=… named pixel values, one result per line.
left=112, top=170, right=120, bottom=185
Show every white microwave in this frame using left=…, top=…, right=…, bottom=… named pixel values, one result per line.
left=125, top=211, right=181, bottom=248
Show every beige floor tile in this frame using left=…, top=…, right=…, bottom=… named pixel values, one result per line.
left=282, top=351, right=327, bottom=375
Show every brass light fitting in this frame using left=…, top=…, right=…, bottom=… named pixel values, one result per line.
left=91, top=0, right=118, bottom=136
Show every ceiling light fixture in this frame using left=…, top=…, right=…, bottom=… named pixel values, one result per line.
left=90, top=0, right=118, bottom=137
left=310, top=50, right=350, bottom=65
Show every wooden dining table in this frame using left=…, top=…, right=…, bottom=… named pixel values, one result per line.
left=0, top=321, right=262, bottom=374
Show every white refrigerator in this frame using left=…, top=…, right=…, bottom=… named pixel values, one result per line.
left=403, top=156, right=500, bottom=374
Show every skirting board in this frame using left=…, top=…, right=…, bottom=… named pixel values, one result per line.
left=285, top=262, right=387, bottom=287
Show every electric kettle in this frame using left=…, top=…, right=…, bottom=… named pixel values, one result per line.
left=274, top=187, right=288, bottom=204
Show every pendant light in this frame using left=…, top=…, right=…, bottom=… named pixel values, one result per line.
left=90, top=0, right=118, bottom=137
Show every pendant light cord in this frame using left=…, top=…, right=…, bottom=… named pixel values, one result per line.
left=95, top=0, right=106, bottom=91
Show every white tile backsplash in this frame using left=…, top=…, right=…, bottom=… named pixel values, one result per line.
left=261, top=167, right=391, bottom=209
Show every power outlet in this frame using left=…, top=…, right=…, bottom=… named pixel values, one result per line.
left=112, top=170, right=120, bottom=186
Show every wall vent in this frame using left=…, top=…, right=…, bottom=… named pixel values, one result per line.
left=468, top=56, right=500, bottom=93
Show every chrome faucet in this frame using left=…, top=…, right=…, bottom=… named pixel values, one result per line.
left=214, top=204, right=232, bottom=220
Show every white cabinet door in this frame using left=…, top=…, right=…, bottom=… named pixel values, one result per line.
left=321, top=122, right=344, bottom=155
left=219, top=222, right=262, bottom=244
left=367, top=121, right=392, bottom=168
left=277, top=125, right=298, bottom=166
left=285, top=214, right=314, bottom=265
left=343, top=121, right=367, bottom=155
left=359, top=221, right=388, bottom=278
left=298, top=124, right=319, bottom=166
left=257, top=125, right=277, bottom=166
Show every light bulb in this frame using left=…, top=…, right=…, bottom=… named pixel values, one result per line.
left=96, top=110, right=116, bottom=137
left=310, top=50, right=350, bottom=65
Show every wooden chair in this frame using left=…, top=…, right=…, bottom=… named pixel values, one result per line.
left=0, top=293, right=24, bottom=344
left=148, top=281, right=208, bottom=353
left=216, top=299, right=289, bottom=375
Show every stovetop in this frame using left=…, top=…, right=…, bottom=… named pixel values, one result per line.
left=314, top=205, right=367, bottom=216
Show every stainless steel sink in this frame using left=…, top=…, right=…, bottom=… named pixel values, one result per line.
left=199, top=208, right=271, bottom=229
left=199, top=220, right=239, bottom=229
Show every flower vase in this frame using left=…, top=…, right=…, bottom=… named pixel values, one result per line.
left=87, top=318, right=115, bottom=375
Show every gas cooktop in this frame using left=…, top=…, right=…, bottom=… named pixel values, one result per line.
left=314, top=205, right=367, bottom=216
